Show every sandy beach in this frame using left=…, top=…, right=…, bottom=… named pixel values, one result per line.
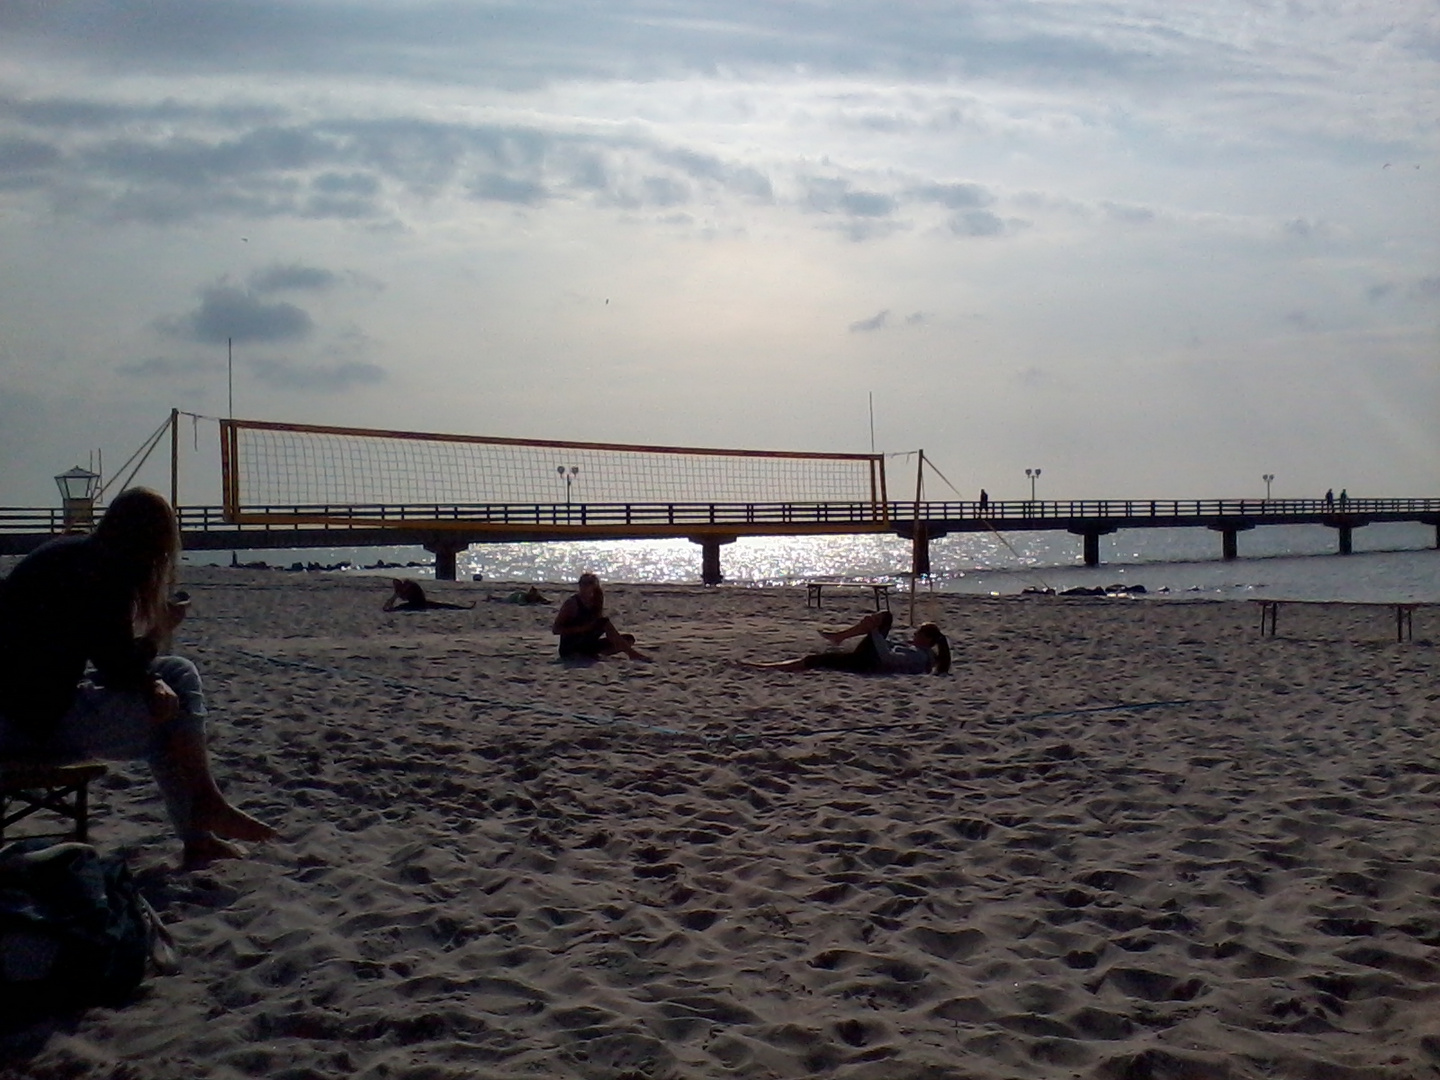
left=3, top=568, right=1438, bottom=1079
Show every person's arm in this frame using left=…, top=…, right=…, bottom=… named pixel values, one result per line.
left=552, top=597, right=595, bottom=635
left=87, top=573, right=157, bottom=691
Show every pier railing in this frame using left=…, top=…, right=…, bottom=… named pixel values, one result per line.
left=3, top=497, right=1439, bottom=541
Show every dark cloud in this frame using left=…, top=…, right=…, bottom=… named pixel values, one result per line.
left=247, top=356, right=385, bottom=392
left=0, top=136, right=60, bottom=172
left=312, top=171, right=379, bottom=196
left=115, top=355, right=221, bottom=378
left=806, top=179, right=896, bottom=219
left=248, top=263, right=339, bottom=293
left=0, top=1, right=1221, bottom=92
left=849, top=310, right=889, bottom=332
left=913, top=181, right=992, bottom=209
left=161, top=284, right=313, bottom=345
left=1102, top=201, right=1156, bottom=224
left=948, top=209, right=1005, bottom=237
left=1282, top=217, right=1320, bottom=240
left=0, top=91, right=282, bottom=132
left=469, top=172, right=549, bottom=205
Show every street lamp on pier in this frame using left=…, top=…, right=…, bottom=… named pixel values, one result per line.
left=1262, top=473, right=1275, bottom=500
left=556, top=465, right=579, bottom=506
left=1025, top=468, right=1042, bottom=502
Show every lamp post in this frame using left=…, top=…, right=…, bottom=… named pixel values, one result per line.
left=1025, top=467, right=1042, bottom=502
left=556, top=464, right=579, bottom=522
left=1262, top=473, right=1274, bottom=500
left=55, top=465, right=100, bottom=533
left=556, top=465, right=579, bottom=505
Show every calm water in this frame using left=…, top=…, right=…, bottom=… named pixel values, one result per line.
left=186, top=521, right=1440, bottom=603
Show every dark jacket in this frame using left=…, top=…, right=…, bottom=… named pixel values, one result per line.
left=0, top=536, right=156, bottom=744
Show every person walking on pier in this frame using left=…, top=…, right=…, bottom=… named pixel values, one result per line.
left=552, top=573, right=649, bottom=661
left=0, top=487, right=277, bottom=869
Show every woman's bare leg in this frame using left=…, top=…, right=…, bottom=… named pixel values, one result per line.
left=820, top=612, right=883, bottom=645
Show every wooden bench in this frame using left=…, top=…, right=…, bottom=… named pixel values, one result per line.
left=1254, top=600, right=1421, bottom=643
left=0, top=762, right=108, bottom=844
left=805, top=581, right=891, bottom=611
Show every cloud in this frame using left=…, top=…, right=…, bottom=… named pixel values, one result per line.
left=1102, top=201, right=1156, bottom=225
left=913, top=182, right=992, bottom=209
left=948, top=209, right=1005, bottom=237
left=248, top=263, right=339, bottom=293
left=161, top=284, right=313, bottom=345
left=469, top=172, right=549, bottom=205
left=849, top=310, right=889, bottom=333
left=247, top=356, right=385, bottom=392
left=0, top=135, right=60, bottom=173
left=805, top=178, right=895, bottom=218
left=116, top=355, right=221, bottom=378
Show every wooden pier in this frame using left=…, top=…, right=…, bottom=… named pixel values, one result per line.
left=3, top=498, right=1437, bottom=582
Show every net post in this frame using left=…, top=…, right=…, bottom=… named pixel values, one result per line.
left=169, top=408, right=179, bottom=511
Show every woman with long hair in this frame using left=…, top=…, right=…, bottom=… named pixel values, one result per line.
left=0, top=488, right=276, bottom=868
left=742, top=610, right=951, bottom=674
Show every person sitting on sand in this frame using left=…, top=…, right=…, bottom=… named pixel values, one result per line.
left=741, top=610, right=951, bottom=674
left=383, top=578, right=475, bottom=611
left=489, top=586, right=550, bottom=605
left=0, top=488, right=278, bottom=870
left=551, top=573, right=649, bottom=660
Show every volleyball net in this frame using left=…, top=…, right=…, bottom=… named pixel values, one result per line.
left=219, top=419, right=889, bottom=529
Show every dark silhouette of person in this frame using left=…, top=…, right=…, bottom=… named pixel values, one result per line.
left=383, top=579, right=475, bottom=611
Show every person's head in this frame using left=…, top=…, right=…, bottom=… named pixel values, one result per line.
left=913, top=622, right=951, bottom=674
left=93, top=487, right=180, bottom=630
left=577, top=572, right=603, bottom=609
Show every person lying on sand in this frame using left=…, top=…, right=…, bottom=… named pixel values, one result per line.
left=551, top=573, right=649, bottom=661
left=383, top=579, right=476, bottom=611
left=741, top=610, right=950, bottom=674
left=489, top=586, right=550, bottom=605
left=0, top=488, right=278, bottom=870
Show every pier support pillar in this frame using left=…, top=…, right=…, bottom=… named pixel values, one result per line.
left=912, top=524, right=931, bottom=578
left=1337, top=525, right=1352, bottom=555
left=690, top=536, right=736, bottom=585
left=423, top=537, right=469, bottom=581
left=1067, top=526, right=1117, bottom=567
left=1207, top=522, right=1254, bottom=561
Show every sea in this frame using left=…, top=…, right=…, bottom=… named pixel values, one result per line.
left=185, top=521, right=1440, bottom=604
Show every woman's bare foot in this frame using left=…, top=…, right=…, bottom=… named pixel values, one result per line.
left=194, top=800, right=279, bottom=842
left=182, top=834, right=246, bottom=871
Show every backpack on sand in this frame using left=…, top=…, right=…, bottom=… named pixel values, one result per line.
left=0, top=839, right=158, bottom=1011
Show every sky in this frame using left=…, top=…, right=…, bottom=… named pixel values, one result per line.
left=1, top=0, right=1436, bottom=507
